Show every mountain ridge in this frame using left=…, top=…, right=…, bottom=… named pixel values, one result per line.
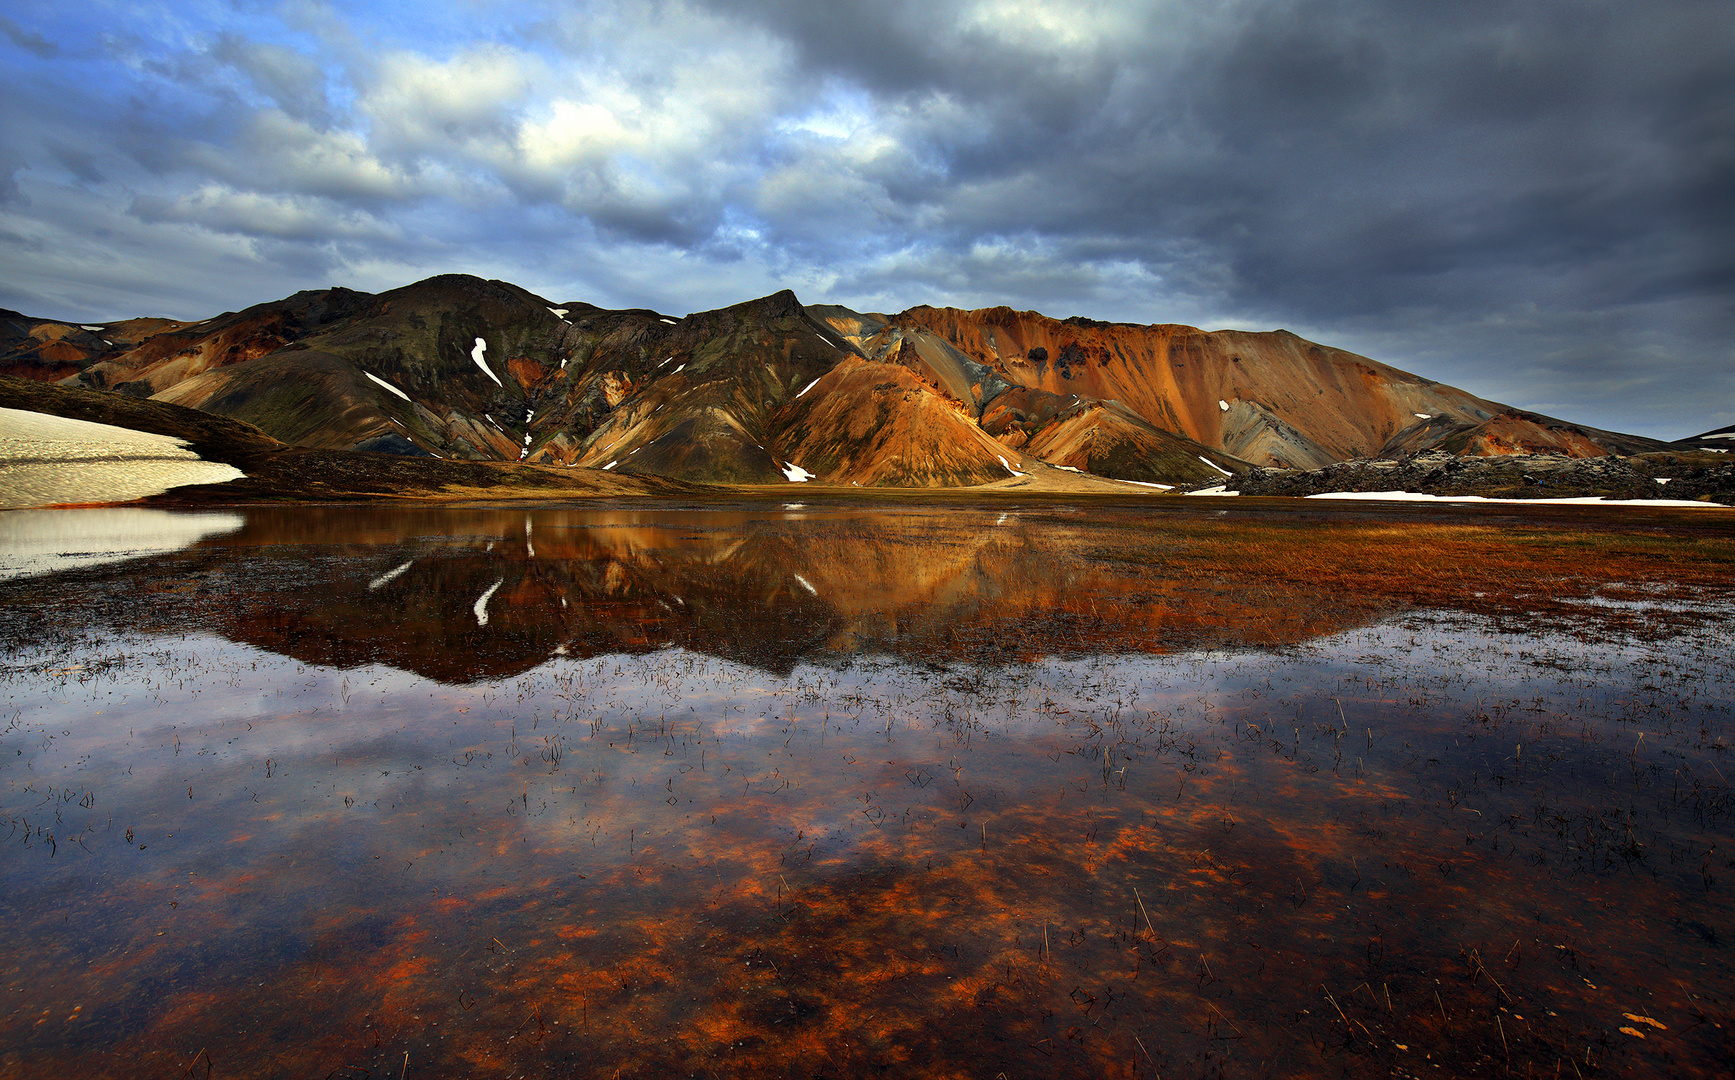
left=0, top=275, right=1695, bottom=490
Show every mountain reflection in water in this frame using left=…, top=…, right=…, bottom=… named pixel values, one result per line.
left=11, top=503, right=1403, bottom=682
left=1, top=501, right=1731, bottom=1079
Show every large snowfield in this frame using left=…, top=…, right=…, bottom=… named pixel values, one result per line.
left=0, top=407, right=245, bottom=509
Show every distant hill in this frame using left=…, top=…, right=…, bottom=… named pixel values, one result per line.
left=1679, top=424, right=1735, bottom=452
left=0, top=275, right=1674, bottom=488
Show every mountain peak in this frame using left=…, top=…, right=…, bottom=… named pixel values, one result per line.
left=729, top=289, right=805, bottom=320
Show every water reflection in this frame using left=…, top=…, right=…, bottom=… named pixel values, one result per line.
left=4, top=503, right=1404, bottom=682
left=0, top=507, right=243, bottom=581
left=1, top=504, right=1731, bottom=1078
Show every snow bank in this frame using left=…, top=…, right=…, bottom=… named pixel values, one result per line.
left=0, top=407, right=246, bottom=509
left=471, top=337, right=502, bottom=387
left=1197, top=456, right=1232, bottom=476
left=781, top=462, right=815, bottom=482
left=364, top=371, right=411, bottom=401
left=795, top=376, right=823, bottom=399
left=1185, top=485, right=1239, bottom=496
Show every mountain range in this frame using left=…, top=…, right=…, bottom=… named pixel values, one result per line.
left=0, top=273, right=1715, bottom=490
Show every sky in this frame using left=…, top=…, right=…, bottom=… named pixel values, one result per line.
left=1, top=0, right=1729, bottom=439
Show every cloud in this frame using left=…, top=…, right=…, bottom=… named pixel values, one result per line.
left=130, top=184, right=400, bottom=241
left=0, top=0, right=1728, bottom=437
left=0, top=14, right=57, bottom=59
left=208, top=32, right=334, bottom=123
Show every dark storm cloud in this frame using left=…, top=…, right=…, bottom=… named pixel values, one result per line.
left=737, top=0, right=1731, bottom=321
left=698, top=0, right=1733, bottom=433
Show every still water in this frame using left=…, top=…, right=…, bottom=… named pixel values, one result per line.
left=1, top=501, right=1731, bottom=1078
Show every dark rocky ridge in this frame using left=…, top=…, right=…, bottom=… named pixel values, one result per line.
left=1231, top=449, right=1735, bottom=504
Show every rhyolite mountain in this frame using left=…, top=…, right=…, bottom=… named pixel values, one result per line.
left=0, top=274, right=1672, bottom=487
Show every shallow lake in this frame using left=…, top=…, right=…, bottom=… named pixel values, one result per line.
left=1, top=499, right=1731, bottom=1078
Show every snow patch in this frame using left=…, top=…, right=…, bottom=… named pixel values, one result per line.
left=80, top=325, right=105, bottom=332
left=1054, top=465, right=1082, bottom=473
left=780, top=462, right=814, bottom=482
left=364, top=371, right=411, bottom=401
left=473, top=578, right=504, bottom=626
left=1186, top=485, right=1239, bottom=496
left=671, top=363, right=685, bottom=374
left=997, top=455, right=1025, bottom=477
left=471, top=338, right=502, bottom=386
left=0, top=408, right=246, bottom=509
left=660, top=318, right=677, bottom=325
left=1705, top=432, right=1735, bottom=440
left=602, top=460, right=618, bottom=470
left=1117, top=479, right=1174, bottom=490
left=547, top=307, right=568, bottom=318
left=1218, top=399, right=1229, bottom=412
left=792, top=574, right=818, bottom=596
left=1414, top=413, right=1432, bottom=420
left=1198, top=456, right=1232, bottom=476
left=796, top=376, right=823, bottom=399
